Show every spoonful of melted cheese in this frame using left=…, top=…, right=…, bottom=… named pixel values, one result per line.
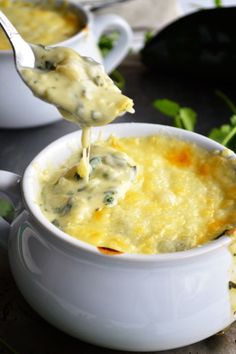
left=20, top=45, right=134, bottom=126
left=21, top=46, right=134, bottom=182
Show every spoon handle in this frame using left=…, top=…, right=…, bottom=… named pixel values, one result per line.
left=0, top=10, right=35, bottom=68
left=82, top=0, right=135, bottom=12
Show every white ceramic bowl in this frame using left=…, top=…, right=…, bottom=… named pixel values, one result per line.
left=0, top=123, right=236, bottom=351
left=0, top=1, right=132, bottom=128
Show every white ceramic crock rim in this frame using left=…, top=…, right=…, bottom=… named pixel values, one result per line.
left=22, top=122, right=233, bottom=262
left=0, top=0, right=91, bottom=55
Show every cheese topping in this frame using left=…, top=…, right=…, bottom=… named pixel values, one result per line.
left=42, top=144, right=137, bottom=222
left=0, top=0, right=83, bottom=50
left=40, top=135, right=236, bottom=254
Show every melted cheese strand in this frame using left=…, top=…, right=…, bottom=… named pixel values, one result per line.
left=77, top=127, right=91, bottom=182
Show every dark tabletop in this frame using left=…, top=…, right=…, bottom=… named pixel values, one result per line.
left=0, top=54, right=236, bottom=354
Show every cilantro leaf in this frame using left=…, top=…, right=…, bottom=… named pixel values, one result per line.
left=208, top=120, right=236, bottom=149
left=153, top=99, right=180, bottom=117
left=174, top=114, right=183, bottom=129
left=214, top=0, right=222, bottom=7
left=0, top=199, right=14, bottom=220
left=144, top=30, right=154, bottom=44
left=230, top=115, right=236, bottom=126
left=110, top=69, right=125, bottom=90
left=208, top=124, right=231, bottom=144
left=179, top=107, right=197, bottom=131
left=98, top=32, right=119, bottom=58
left=153, top=99, right=197, bottom=131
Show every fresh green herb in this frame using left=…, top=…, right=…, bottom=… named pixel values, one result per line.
left=110, top=69, right=125, bottom=90
left=90, top=156, right=102, bottom=170
left=178, top=108, right=197, bottom=131
left=98, top=32, right=119, bottom=58
left=52, top=219, right=60, bottom=227
left=45, top=60, right=55, bottom=70
left=144, top=30, right=154, bottom=44
left=214, top=0, right=222, bottom=7
left=153, top=98, right=180, bottom=117
left=153, top=91, right=236, bottom=150
left=103, top=191, right=115, bottom=205
left=54, top=199, right=73, bottom=215
left=94, top=75, right=103, bottom=86
left=208, top=116, right=236, bottom=148
left=0, top=199, right=14, bottom=220
left=153, top=99, right=197, bottom=131
left=98, top=32, right=125, bottom=89
left=208, top=91, right=236, bottom=150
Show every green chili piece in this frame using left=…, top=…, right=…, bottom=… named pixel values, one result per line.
left=90, top=156, right=102, bottom=170
left=103, top=191, right=115, bottom=205
left=54, top=199, right=73, bottom=216
left=45, top=60, right=56, bottom=70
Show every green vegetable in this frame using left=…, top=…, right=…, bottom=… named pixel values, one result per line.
left=98, top=32, right=119, bottom=58
left=153, top=99, right=180, bottom=117
left=144, top=30, right=154, bottom=44
left=98, top=32, right=125, bottom=89
left=103, top=191, right=115, bottom=205
left=214, top=0, right=222, bottom=7
left=90, top=156, right=102, bottom=170
left=208, top=91, right=236, bottom=150
left=52, top=219, right=60, bottom=227
left=110, top=69, right=125, bottom=90
left=0, top=199, right=14, bottom=220
left=153, top=94, right=236, bottom=150
left=54, top=199, right=73, bottom=215
left=153, top=99, right=196, bottom=131
left=45, top=60, right=55, bottom=70
left=208, top=116, right=236, bottom=149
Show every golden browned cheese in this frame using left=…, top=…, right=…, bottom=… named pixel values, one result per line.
left=0, top=0, right=82, bottom=50
left=40, top=134, right=236, bottom=255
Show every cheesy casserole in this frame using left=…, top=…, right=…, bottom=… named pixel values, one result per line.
left=40, top=134, right=236, bottom=254
left=0, top=0, right=83, bottom=50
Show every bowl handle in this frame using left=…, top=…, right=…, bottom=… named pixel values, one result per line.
left=93, top=14, right=132, bottom=73
left=0, top=170, right=22, bottom=250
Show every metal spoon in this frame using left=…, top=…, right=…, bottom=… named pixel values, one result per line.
left=0, top=0, right=136, bottom=70
left=0, top=10, right=35, bottom=73
left=81, top=0, right=135, bottom=12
